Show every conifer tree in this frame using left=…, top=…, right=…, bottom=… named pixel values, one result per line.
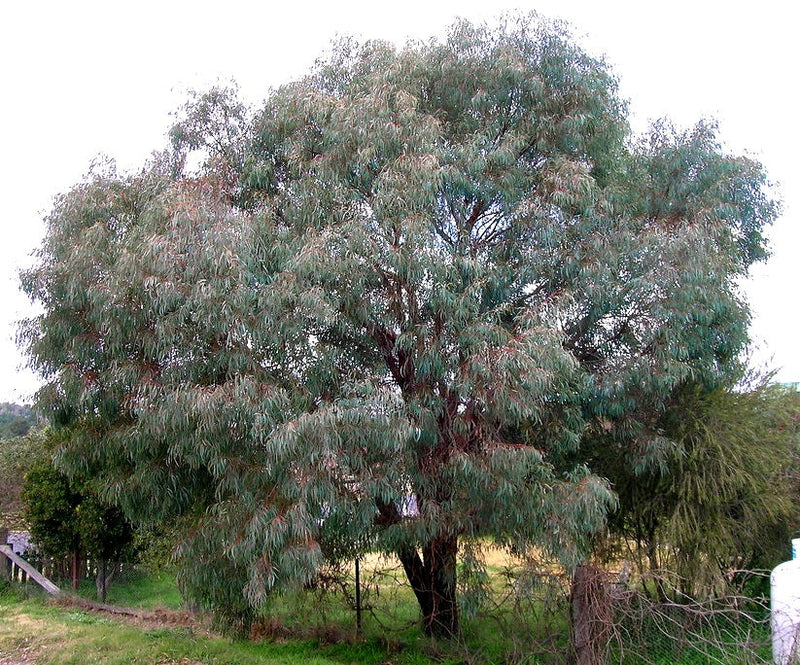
left=21, top=14, right=776, bottom=636
left=591, top=379, right=800, bottom=597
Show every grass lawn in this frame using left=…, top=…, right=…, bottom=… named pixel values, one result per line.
left=0, top=587, right=434, bottom=665
left=0, top=547, right=774, bottom=665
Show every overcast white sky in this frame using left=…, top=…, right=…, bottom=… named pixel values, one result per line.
left=1, top=0, right=796, bottom=403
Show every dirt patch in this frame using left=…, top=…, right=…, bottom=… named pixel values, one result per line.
left=0, top=635, right=41, bottom=665
left=0, top=653, right=37, bottom=665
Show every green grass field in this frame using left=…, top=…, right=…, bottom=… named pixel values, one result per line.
left=0, top=582, right=429, bottom=665
left=0, top=554, right=774, bottom=665
left=0, top=554, right=564, bottom=665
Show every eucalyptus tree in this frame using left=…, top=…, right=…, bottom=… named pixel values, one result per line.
left=21, top=14, right=776, bottom=637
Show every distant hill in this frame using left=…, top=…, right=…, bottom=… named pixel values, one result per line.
left=0, top=402, right=36, bottom=439
left=0, top=404, right=44, bottom=527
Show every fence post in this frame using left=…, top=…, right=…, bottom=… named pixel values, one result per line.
left=355, top=557, right=362, bottom=636
left=0, top=528, right=9, bottom=582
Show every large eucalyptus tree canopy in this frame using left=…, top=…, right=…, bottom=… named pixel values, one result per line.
left=21, top=13, right=776, bottom=636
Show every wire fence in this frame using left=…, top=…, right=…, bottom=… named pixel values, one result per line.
left=288, top=556, right=775, bottom=665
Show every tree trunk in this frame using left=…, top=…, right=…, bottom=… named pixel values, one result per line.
left=397, top=533, right=460, bottom=638
left=570, top=563, right=612, bottom=665
left=95, top=559, right=119, bottom=603
left=71, top=549, right=82, bottom=591
left=646, top=538, right=669, bottom=602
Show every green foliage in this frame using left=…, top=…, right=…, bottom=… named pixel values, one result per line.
left=0, top=428, right=49, bottom=524
left=664, top=383, right=800, bottom=578
left=22, top=453, right=135, bottom=572
left=593, top=379, right=800, bottom=594
left=74, top=493, right=134, bottom=563
left=22, top=457, right=80, bottom=558
left=20, top=12, right=777, bottom=635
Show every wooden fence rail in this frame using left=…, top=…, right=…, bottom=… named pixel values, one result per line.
left=0, top=544, right=61, bottom=596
